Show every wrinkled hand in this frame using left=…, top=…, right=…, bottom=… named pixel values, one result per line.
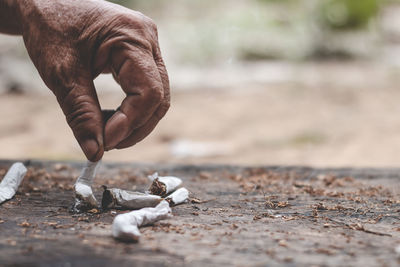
left=19, top=0, right=170, bottom=161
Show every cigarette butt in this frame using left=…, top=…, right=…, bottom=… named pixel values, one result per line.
left=148, top=173, right=182, bottom=196
left=165, top=187, right=190, bottom=206
left=102, top=186, right=162, bottom=210
left=112, top=200, right=172, bottom=242
left=0, top=163, right=27, bottom=204
left=73, top=183, right=98, bottom=212
left=73, top=161, right=100, bottom=212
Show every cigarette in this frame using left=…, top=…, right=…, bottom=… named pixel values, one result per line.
left=73, top=160, right=100, bottom=211
left=148, top=172, right=182, bottom=196
left=165, top=187, right=189, bottom=206
left=102, top=186, right=162, bottom=210
left=112, top=200, right=172, bottom=242
left=0, top=162, right=27, bottom=204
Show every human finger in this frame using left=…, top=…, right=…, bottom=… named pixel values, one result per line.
left=104, top=45, right=163, bottom=150
left=115, top=43, right=170, bottom=149
left=56, top=74, right=104, bottom=161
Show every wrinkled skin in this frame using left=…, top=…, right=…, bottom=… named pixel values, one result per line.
left=0, top=0, right=170, bottom=161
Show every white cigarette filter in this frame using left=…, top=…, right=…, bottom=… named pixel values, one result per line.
left=102, top=187, right=162, bottom=210
left=112, top=200, right=172, bottom=242
left=0, top=162, right=27, bottom=204
left=148, top=172, right=183, bottom=196
left=73, top=161, right=100, bottom=210
left=165, top=187, right=189, bottom=206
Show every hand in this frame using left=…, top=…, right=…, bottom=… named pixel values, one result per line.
left=17, top=0, right=170, bottom=161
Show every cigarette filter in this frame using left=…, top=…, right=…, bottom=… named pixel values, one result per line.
left=0, top=162, right=27, bottom=204
left=73, top=161, right=100, bottom=212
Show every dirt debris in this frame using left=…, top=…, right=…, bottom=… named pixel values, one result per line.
left=18, top=221, right=32, bottom=228
left=148, top=179, right=166, bottom=196
left=0, top=162, right=399, bottom=266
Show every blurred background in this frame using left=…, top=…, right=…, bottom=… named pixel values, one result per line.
left=1, top=0, right=400, bottom=167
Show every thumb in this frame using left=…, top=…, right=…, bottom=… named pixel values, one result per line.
left=56, top=77, right=104, bottom=162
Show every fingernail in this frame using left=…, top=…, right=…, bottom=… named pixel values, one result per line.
left=81, top=139, right=103, bottom=162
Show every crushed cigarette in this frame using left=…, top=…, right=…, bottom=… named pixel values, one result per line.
left=101, top=186, right=162, bottom=210
left=165, top=187, right=189, bottom=206
left=73, top=161, right=100, bottom=212
left=112, top=200, right=172, bottom=242
left=148, top=172, right=182, bottom=196
left=0, top=162, right=27, bottom=204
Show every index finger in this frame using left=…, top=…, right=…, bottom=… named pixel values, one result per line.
left=114, top=42, right=170, bottom=149
left=104, top=45, right=163, bottom=150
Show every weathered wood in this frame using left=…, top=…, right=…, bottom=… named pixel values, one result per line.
left=0, top=160, right=399, bottom=266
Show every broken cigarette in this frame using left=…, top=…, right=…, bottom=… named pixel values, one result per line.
left=102, top=186, right=162, bottom=210
left=165, top=187, right=189, bottom=206
left=73, top=160, right=100, bottom=212
left=0, top=162, right=27, bottom=204
left=148, top=172, right=182, bottom=196
left=112, top=200, right=172, bottom=242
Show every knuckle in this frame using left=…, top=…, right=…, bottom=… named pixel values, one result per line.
left=115, top=12, right=157, bottom=49
left=146, top=86, right=163, bottom=104
left=43, top=59, right=75, bottom=96
left=119, top=14, right=157, bottom=48
left=129, top=12, right=157, bottom=32
left=147, top=19, right=158, bottom=34
left=141, top=16, right=158, bottom=40
left=139, top=14, right=156, bottom=30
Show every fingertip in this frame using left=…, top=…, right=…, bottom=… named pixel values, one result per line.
left=81, top=138, right=104, bottom=162
left=90, top=148, right=104, bottom=162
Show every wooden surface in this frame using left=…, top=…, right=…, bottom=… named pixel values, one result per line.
left=0, top=160, right=399, bottom=266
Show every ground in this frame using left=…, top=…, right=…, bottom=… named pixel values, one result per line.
left=0, top=160, right=399, bottom=266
